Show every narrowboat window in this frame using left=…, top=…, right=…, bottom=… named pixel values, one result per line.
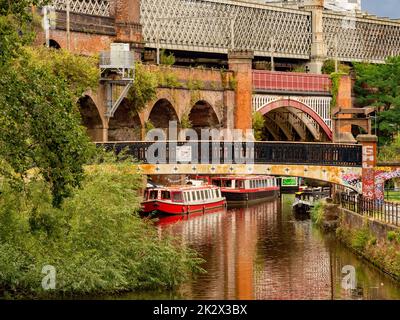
left=201, top=190, right=205, bottom=199
left=213, top=179, right=221, bottom=187
left=173, top=192, right=183, bottom=202
left=149, top=190, right=158, bottom=199
left=222, top=180, right=232, bottom=188
left=161, top=191, right=171, bottom=199
left=197, top=191, right=201, bottom=200
left=144, top=190, right=149, bottom=199
left=237, top=180, right=244, bottom=189
left=187, top=192, right=191, bottom=201
left=192, top=191, right=196, bottom=201
left=216, top=189, right=220, bottom=197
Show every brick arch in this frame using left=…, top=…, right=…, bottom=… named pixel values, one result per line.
left=78, top=95, right=105, bottom=141
left=189, top=100, right=221, bottom=135
left=259, top=99, right=333, bottom=140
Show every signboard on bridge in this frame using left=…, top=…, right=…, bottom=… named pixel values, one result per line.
left=176, top=146, right=192, bottom=163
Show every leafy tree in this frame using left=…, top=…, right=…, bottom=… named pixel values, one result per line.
left=0, top=3, right=99, bottom=207
left=252, top=112, right=266, bottom=141
left=354, top=56, right=400, bottom=145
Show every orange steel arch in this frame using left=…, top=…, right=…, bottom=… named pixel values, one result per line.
left=258, top=99, right=333, bottom=141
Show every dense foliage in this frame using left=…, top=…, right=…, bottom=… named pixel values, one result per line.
left=0, top=160, right=204, bottom=298
left=354, top=56, right=400, bottom=146
left=252, top=112, right=265, bottom=141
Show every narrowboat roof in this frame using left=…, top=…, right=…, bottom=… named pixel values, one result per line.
left=146, top=185, right=220, bottom=192
left=211, top=175, right=275, bottom=181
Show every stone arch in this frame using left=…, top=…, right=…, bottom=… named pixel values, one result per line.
left=189, top=100, right=221, bottom=136
left=78, top=95, right=104, bottom=141
left=108, top=98, right=142, bottom=141
left=148, top=99, right=179, bottom=138
left=259, top=99, right=333, bottom=141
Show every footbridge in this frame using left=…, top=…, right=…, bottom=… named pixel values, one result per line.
left=99, top=141, right=363, bottom=190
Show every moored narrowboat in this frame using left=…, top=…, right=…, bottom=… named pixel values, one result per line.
left=141, top=185, right=226, bottom=215
left=210, top=175, right=280, bottom=206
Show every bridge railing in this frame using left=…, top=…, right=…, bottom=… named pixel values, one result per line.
left=97, top=141, right=362, bottom=167
left=338, top=193, right=400, bottom=227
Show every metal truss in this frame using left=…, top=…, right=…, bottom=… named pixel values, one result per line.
left=140, top=0, right=312, bottom=59
left=52, top=0, right=110, bottom=17
left=323, top=12, right=400, bottom=63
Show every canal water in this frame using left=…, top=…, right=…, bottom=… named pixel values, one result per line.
left=118, top=194, right=400, bottom=300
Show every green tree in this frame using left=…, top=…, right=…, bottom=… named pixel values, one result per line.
left=354, top=56, right=400, bottom=145
left=252, top=112, right=265, bottom=141
left=0, top=4, right=99, bottom=207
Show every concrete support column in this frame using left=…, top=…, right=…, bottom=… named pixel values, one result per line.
left=357, top=135, right=378, bottom=199
left=302, top=0, right=326, bottom=74
left=228, top=50, right=254, bottom=133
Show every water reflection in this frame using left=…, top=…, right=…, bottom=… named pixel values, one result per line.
left=154, top=194, right=400, bottom=300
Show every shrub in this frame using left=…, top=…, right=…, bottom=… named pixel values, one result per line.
left=0, top=159, right=204, bottom=298
left=351, top=227, right=372, bottom=251
left=310, top=201, right=325, bottom=226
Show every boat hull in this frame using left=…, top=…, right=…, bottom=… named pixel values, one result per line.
left=142, top=199, right=226, bottom=215
left=222, top=188, right=280, bottom=206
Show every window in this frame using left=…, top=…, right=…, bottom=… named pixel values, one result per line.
left=161, top=191, right=171, bottom=199
left=149, top=190, right=158, bottom=200
left=237, top=180, right=244, bottom=189
left=213, top=179, right=221, bottom=187
left=192, top=191, right=196, bottom=201
left=222, top=180, right=232, bottom=188
left=187, top=192, right=191, bottom=202
left=173, top=192, right=183, bottom=202
left=201, top=190, right=205, bottom=200
left=197, top=191, right=201, bottom=200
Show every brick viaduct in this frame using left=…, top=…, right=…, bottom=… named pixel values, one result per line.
left=35, top=0, right=360, bottom=143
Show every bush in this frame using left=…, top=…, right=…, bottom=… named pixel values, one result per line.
left=351, top=228, right=372, bottom=251
left=0, top=160, right=204, bottom=298
left=310, top=201, right=325, bottom=226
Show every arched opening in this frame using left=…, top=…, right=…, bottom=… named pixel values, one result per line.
left=108, top=98, right=142, bottom=141
left=189, top=100, right=220, bottom=137
left=78, top=95, right=103, bottom=141
left=49, top=39, right=61, bottom=49
left=258, top=99, right=332, bottom=142
left=148, top=99, right=179, bottom=138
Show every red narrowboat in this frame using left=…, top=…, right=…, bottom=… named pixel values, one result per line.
left=141, top=185, right=226, bottom=215
left=211, top=175, right=280, bottom=206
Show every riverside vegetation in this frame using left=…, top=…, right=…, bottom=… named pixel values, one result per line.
left=0, top=0, right=203, bottom=298
left=311, top=201, right=400, bottom=281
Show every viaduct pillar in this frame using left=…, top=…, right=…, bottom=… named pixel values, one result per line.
left=333, top=75, right=356, bottom=143
left=302, top=0, right=326, bottom=74
left=114, top=0, right=144, bottom=57
left=357, top=134, right=378, bottom=200
left=228, top=50, right=254, bottom=133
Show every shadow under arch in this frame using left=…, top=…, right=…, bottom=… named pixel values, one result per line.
left=189, top=100, right=220, bottom=137
left=259, top=99, right=333, bottom=141
left=108, top=98, right=142, bottom=141
left=78, top=95, right=104, bottom=141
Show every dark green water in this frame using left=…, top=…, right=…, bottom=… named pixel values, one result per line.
left=109, top=194, right=400, bottom=300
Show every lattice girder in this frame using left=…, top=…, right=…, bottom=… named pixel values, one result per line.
left=140, top=0, right=312, bottom=59
left=52, top=0, right=111, bottom=17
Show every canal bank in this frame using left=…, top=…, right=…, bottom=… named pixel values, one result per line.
left=335, top=206, right=400, bottom=282
left=109, top=194, right=400, bottom=300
